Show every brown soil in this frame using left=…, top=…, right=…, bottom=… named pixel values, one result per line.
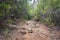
left=0, top=20, right=60, bottom=40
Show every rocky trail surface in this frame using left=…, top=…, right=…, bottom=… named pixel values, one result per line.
left=0, top=20, right=60, bottom=40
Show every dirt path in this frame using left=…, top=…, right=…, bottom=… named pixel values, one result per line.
left=1, top=20, right=60, bottom=40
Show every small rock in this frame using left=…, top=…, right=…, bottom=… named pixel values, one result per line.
left=28, top=30, right=33, bottom=33
left=20, top=31, right=26, bottom=35
left=15, top=38, right=18, bottom=40
left=21, top=28, right=26, bottom=30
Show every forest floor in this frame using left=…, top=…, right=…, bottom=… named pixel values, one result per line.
left=0, top=20, right=60, bottom=40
